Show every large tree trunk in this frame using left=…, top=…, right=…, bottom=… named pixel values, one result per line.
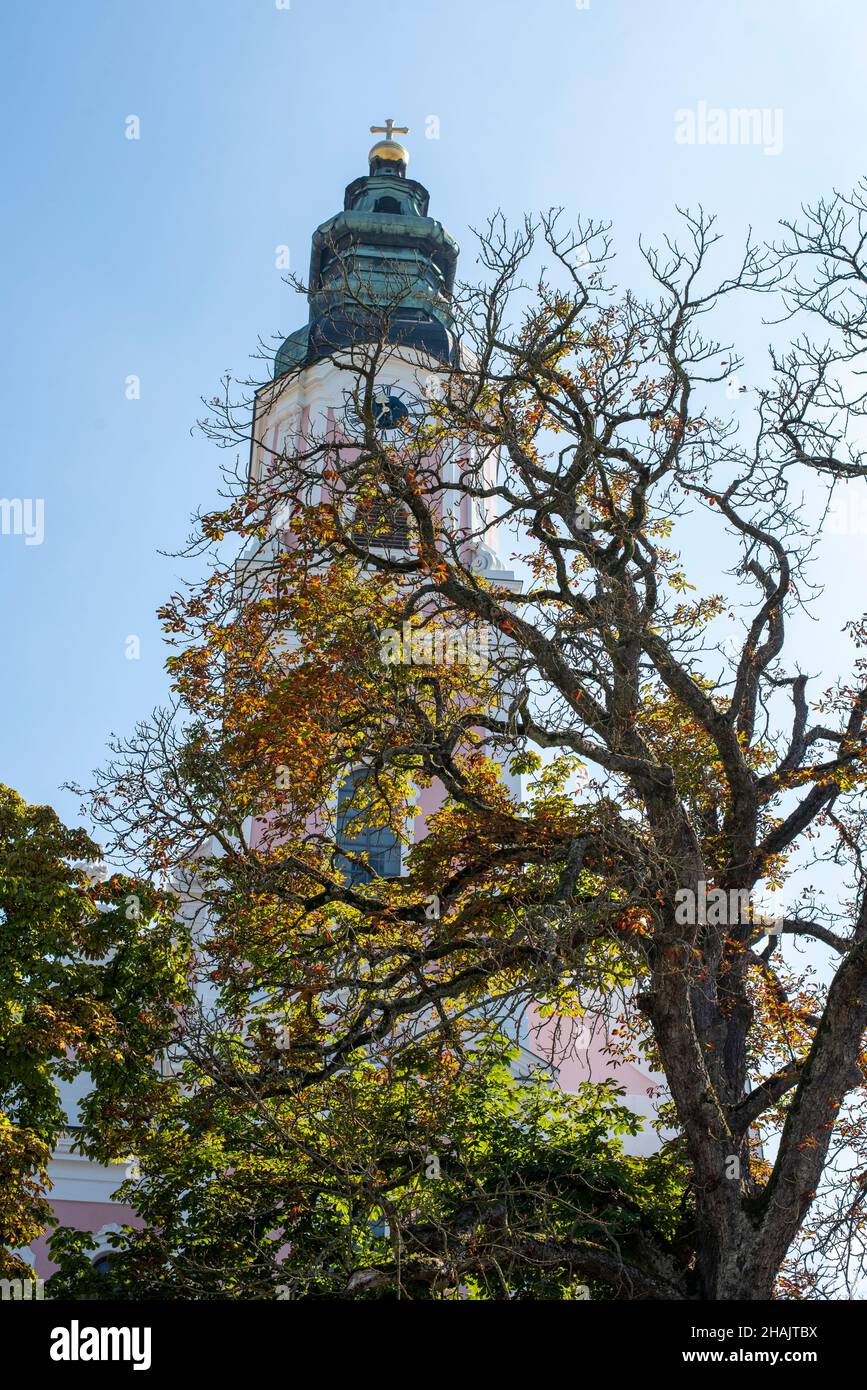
left=696, top=1217, right=773, bottom=1300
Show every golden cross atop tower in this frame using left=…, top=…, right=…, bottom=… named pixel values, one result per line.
left=369, top=118, right=409, bottom=141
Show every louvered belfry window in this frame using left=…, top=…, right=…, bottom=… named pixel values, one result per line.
left=351, top=495, right=411, bottom=550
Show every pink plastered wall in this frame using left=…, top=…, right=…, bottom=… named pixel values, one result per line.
left=31, top=1201, right=141, bottom=1280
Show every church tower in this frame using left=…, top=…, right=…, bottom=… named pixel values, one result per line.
left=247, top=122, right=520, bottom=874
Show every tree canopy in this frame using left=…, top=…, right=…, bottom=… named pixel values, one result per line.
left=55, top=185, right=867, bottom=1300
left=0, top=785, right=185, bottom=1280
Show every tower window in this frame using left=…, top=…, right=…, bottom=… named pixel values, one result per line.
left=336, top=772, right=402, bottom=885
left=374, top=196, right=402, bottom=215
left=351, top=497, right=410, bottom=550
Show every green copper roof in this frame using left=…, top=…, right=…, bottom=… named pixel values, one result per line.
left=274, top=144, right=459, bottom=379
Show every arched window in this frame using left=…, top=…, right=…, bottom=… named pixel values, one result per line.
left=336, top=772, right=402, bottom=884
left=374, top=196, right=402, bottom=215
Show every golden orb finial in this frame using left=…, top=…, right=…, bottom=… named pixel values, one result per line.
left=369, top=118, right=410, bottom=168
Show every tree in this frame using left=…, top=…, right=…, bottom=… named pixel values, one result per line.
left=47, top=1036, right=686, bottom=1301
left=72, top=189, right=867, bottom=1300
left=0, top=784, right=187, bottom=1279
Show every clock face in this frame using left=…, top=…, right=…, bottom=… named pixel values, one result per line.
left=344, top=385, right=422, bottom=441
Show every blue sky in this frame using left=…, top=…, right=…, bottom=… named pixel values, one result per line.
left=1, top=0, right=864, bottom=834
